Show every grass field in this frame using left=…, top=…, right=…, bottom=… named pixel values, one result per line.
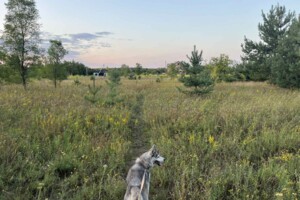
left=0, top=77, right=299, bottom=199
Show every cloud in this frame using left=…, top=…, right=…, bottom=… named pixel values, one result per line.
left=95, top=31, right=113, bottom=36
left=40, top=31, right=133, bottom=67
left=61, top=32, right=113, bottom=42
left=67, top=50, right=81, bottom=56
left=68, top=33, right=100, bottom=41
left=114, top=38, right=133, bottom=41
left=99, top=42, right=111, bottom=48
left=57, top=37, right=73, bottom=43
left=65, top=50, right=82, bottom=60
left=41, top=31, right=113, bottom=43
left=40, top=31, right=114, bottom=63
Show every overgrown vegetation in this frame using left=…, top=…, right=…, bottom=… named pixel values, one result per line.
left=0, top=78, right=299, bottom=199
left=0, top=2, right=300, bottom=199
left=208, top=54, right=245, bottom=82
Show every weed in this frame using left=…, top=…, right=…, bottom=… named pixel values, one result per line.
left=0, top=79, right=299, bottom=199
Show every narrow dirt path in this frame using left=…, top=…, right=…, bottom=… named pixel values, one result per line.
left=125, top=92, right=150, bottom=169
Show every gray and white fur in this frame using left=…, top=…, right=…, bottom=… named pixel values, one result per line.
left=124, top=145, right=165, bottom=200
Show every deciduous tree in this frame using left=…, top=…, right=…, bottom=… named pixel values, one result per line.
left=134, top=63, right=143, bottom=78
left=120, top=64, right=130, bottom=77
left=209, top=54, right=234, bottom=82
left=167, top=63, right=179, bottom=79
left=2, top=0, right=41, bottom=89
left=47, top=40, right=68, bottom=88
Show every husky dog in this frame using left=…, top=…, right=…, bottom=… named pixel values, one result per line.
left=124, top=145, right=165, bottom=200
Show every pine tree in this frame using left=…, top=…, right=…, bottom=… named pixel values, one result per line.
left=241, top=4, right=295, bottom=81
left=271, top=16, right=300, bottom=88
left=105, top=69, right=122, bottom=106
left=85, top=76, right=102, bottom=104
left=178, top=45, right=214, bottom=95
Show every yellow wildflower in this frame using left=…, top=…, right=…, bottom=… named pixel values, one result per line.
left=208, top=135, right=215, bottom=145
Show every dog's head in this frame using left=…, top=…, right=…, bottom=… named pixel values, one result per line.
left=140, top=145, right=165, bottom=168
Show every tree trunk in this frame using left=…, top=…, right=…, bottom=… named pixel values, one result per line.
left=21, top=73, right=27, bottom=90
left=53, top=64, right=57, bottom=88
left=21, top=66, right=27, bottom=90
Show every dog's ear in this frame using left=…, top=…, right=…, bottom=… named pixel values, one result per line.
left=150, top=145, right=156, bottom=151
left=150, top=145, right=158, bottom=156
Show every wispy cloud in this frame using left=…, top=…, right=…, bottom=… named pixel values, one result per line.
left=95, top=31, right=113, bottom=36
left=41, top=31, right=114, bottom=60
left=40, top=31, right=134, bottom=66
left=67, top=50, right=81, bottom=57
left=68, top=33, right=100, bottom=41
left=41, top=31, right=113, bottom=44
left=99, top=42, right=111, bottom=48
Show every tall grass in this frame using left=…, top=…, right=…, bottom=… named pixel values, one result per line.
left=0, top=78, right=299, bottom=199
left=144, top=81, right=300, bottom=199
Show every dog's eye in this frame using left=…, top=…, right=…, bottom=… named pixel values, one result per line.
left=151, top=149, right=160, bottom=157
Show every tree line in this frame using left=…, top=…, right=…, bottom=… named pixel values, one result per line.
left=1, top=1, right=299, bottom=90
left=0, top=0, right=167, bottom=88
left=168, top=4, right=300, bottom=89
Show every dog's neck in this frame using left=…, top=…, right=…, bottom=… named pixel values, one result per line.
left=136, top=157, right=152, bottom=170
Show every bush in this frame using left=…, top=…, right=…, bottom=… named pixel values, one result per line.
left=0, top=65, right=22, bottom=84
left=128, top=73, right=136, bottom=80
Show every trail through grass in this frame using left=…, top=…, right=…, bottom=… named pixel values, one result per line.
left=125, top=92, right=150, bottom=170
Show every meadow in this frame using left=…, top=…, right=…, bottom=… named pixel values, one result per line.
left=0, top=76, right=299, bottom=199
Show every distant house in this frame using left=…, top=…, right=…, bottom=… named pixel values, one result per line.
left=93, top=69, right=107, bottom=77
left=93, top=72, right=100, bottom=76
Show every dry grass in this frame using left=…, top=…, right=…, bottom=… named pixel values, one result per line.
left=0, top=77, right=299, bottom=199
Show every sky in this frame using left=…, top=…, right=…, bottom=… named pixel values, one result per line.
left=0, top=0, right=300, bottom=68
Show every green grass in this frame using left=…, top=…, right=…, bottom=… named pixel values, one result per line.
left=0, top=77, right=299, bottom=199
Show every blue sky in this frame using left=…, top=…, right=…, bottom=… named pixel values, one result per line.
left=1, top=0, right=300, bottom=68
